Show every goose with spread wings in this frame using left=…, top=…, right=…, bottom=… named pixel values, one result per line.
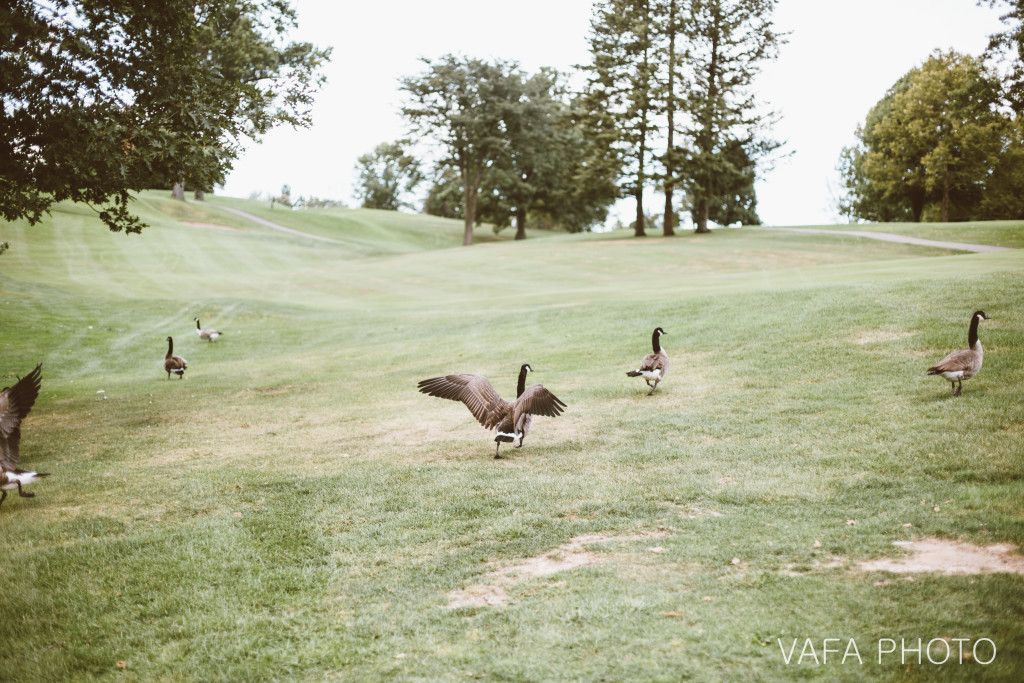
left=417, top=364, right=567, bottom=458
left=0, top=364, right=48, bottom=509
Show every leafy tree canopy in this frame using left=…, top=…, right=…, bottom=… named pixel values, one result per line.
left=839, top=50, right=1024, bottom=222
left=981, top=0, right=1024, bottom=112
left=0, top=0, right=330, bottom=233
left=354, top=141, right=423, bottom=211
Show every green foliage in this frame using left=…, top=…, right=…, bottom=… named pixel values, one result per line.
left=584, top=0, right=660, bottom=236
left=401, top=55, right=519, bottom=246
left=581, top=0, right=783, bottom=235
left=403, top=58, right=618, bottom=241
left=677, top=0, right=784, bottom=232
left=543, top=92, right=624, bottom=233
left=476, top=69, right=620, bottom=237
left=840, top=51, right=1024, bottom=223
left=981, top=0, right=1024, bottom=113
left=0, top=0, right=330, bottom=233
left=354, top=141, right=423, bottom=211
left=422, top=164, right=465, bottom=220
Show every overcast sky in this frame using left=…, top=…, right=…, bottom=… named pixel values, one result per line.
left=220, top=0, right=1007, bottom=227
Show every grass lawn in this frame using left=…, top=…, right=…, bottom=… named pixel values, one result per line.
left=1, top=195, right=1022, bottom=681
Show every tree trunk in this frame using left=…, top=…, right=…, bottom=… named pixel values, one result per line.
left=908, top=187, right=924, bottom=222
left=634, top=110, right=649, bottom=237
left=514, top=206, right=527, bottom=240
left=194, top=190, right=205, bottom=201
left=694, top=5, right=720, bottom=235
left=462, top=169, right=477, bottom=246
left=171, top=182, right=185, bottom=200
left=634, top=190, right=646, bottom=237
left=663, top=0, right=678, bottom=237
left=695, top=197, right=711, bottom=233
left=941, top=169, right=950, bottom=222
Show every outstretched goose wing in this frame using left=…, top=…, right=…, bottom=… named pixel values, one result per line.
left=512, top=383, right=567, bottom=425
left=0, top=364, right=42, bottom=470
left=418, top=374, right=505, bottom=427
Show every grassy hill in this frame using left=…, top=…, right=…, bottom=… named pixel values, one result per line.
left=1, top=195, right=1023, bottom=680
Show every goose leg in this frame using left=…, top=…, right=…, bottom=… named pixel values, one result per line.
left=17, top=482, right=33, bottom=498
left=0, top=490, right=6, bottom=509
left=647, top=379, right=659, bottom=396
left=953, top=380, right=962, bottom=397
left=495, top=442, right=504, bottom=459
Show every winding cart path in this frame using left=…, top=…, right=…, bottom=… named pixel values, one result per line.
left=763, top=227, right=1012, bottom=253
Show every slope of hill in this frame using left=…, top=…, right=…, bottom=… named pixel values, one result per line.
left=1, top=198, right=1022, bottom=681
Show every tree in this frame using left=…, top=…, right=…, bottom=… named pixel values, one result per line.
left=401, top=55, right=520, bottom=246
left=981, top=0, right=1024, bottom=113
left=486, top=69, right=561, bottom=240
left=0, top=0, right=330, bottom=233
left=657, top=0, right=683, bottom=236
left=475, top=68, right=619, bottom=238
left=354, top=142, right=423, bottom=211
left=837, top=72, right=926, bottom=222
left=839, top=51, right=1021, bottom=222
left=549, top=91, right=624, bottom=232
left=677, top=0, right=784, bottom=233
left=687, top=137, right=760, bottom=225
left=584, top=0, right=660, bottom=237
left=422, top=164, right=465, bottom=219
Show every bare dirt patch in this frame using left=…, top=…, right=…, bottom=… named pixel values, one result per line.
left=447, top=532, right=666, bottom=608
left=860, top=538, right=1024, bottom=575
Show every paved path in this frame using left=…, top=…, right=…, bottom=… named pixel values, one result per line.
left=763, top=227, right=1012, bottom=253
left=212, top=205, right=345, bottom=244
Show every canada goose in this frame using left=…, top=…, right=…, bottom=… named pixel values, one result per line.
left=927, top=310, right=990, bottom=396
left=417, top=364, right=567, bottom=458
left=0, top=364, right=49, bottom=509
left=627, top=327, right=670, bottom=395
left=194, top=317, right=222, bottom=342
left=164, top=336, right=187, bottom=379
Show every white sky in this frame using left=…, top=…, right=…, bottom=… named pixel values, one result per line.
left=220, top=0, right=1007, bottom=227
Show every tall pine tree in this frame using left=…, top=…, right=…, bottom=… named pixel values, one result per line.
left=584, top=0, right=660, bottom=237
left=678, top=0, right=783, bottom=233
